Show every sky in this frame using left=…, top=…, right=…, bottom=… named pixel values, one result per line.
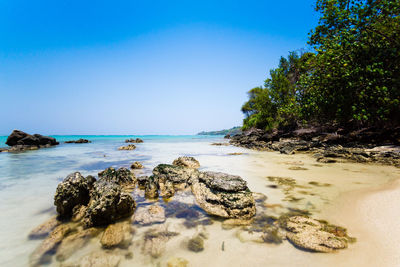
left=0, top=0, right=319, bottom=135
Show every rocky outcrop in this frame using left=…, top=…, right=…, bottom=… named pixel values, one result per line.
left=54, top=172, right=96, bottom=218
left=28, top=216, right=62, bottom=239
left=125, top=138, right=144, bottom=143
left=118, top=144, right=136, bottom=150
left=1, top=130, right=59, bottom=152
left=130, top=161, right=144, bottom=169
left=172, top=156, right=200, bottom=169
left=134, top=204, right=166, bottom=225
left=98, top=167, right=136, bottom=186
left=83, top=181, right=136, bottom=227
left=64, top=139, right=91, bottom=144
left=191, top=171, right=256, bottom=219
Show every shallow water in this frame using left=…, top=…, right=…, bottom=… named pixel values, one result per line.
left=0, top=135, right=399, bottom=267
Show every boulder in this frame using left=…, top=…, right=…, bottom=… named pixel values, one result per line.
left=144, top=177, right=159, bottom=199
left=131, top=161, right=144, bottom=169
left=54, top=172, right=96, bottom=218
left=134, top=204, right=166, bottom=225
left=100, top=221, right=133, bottom=249
left=191, top=172, right=256, bottom=219
left=83, top=181, right=136, bottom=227
left=6, top=130, right=58, bottom=147
left=172, top=156, right=200, bottom=169
left=152, top=164, right=199, bottom=185
left=98, top=167, right=135, bottom=185
left=137, top=176, right=149, bottom=188
left=125, top=138, right=143, bottom=143
left=118, top=144, right=136, bottom=150
left=159, top=179, right=175, bottom=198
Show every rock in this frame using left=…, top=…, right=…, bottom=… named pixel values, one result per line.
left=130, top=161, right=144, bottom=169
left=172, top=156, right=200, bottom=169
left=159, top=179, right=175, bottom=199
left=137, top=176, right=149, bottom=188
left=83, top=181, right=136, bottom=227
left=54, top=172, right=96, bottom=218
left=284, top=216, right=351, bottom=252
left=125, top=138, right=143, bottom=143
left=145, top=177, right=159, bottom=199
left=236, top=230, right=265, bottom=243
left=134, top=204, right=166, bottom=225
left=118, top=144, right=136, bottom=150
left=64, top=139, right=91, bottom=144
left=252, top=192, right=268, bottom=203
left=167, top=257, right=189, bottom=267
left=4, top=130, right=58, bottom=151
left=143, top=227, right=179, bottom=258
left=187, top=235, right=204, bottom=252
left=56, top=227, right=101, bottom=261
left=71, top=205, right=87, bottom=222
left=75, top=251, right=121, bottom=267
left=30, top=224, right=71, bottom=266
left=191, top=171, right=256, bottom=219
left=100, top=221, right=133, bottom=249
left=28, top=216, right=62, bottom=239
left=152, top=164, right=199, bottom=185
left=211, top=142, right=230, bottom=146
left=222, top=218, right=253, bottom=230
left=317, top=157, right=337, bottom=163
left=98, top=167, right=135, bottom=186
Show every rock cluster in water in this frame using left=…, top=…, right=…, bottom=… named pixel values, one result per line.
left=64, top=139, right=91, bottom=143
left=118, top=144, right=136, bottom=150
left=125, top=138, right=144, bottom=143
left=0, top=130, right=59, bottom=152
left=229, top=127, right=400, bottom=166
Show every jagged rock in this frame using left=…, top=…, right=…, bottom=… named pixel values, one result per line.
left=153, top=164, right=199, bottom=185
left=130, top=161, right=144, bottom=169
left=98, top=167, right=135, bottom=185
left=71, top=205, right=87, bottom=222
left=172, top=156, right=200, bottom=169
left=137, top=176, right=149, bottom=188
left=283, top=216, right=351, bottom=252
left=125, top=138, right=143, bottom=143
left=159, top=179, right=175, bottom=198
left=56, top=227, right=101, bottom=262
left=100, top=221, right=133, bottom=249
left=6, top=130, right=58, bottom=146
left=118, top=144, right=136, bottom=150
left=28, top=216, right=62, bottom=239
left=187, top=235, right=204, bottom=252
left=143, top=227, right=179, bottom=258
left=54, top=172, right=96, bottom=218
left=64, top=139, right=91, bottom=144
left=30, top=224, right=71, bottom=266
left=83, top=181, right=136, bottom=227
left=167, top=257, right=189, bottom=267
left=191, top=171, right=256, bottom=219
left=134, top=204, right=166, bottom=225
left=145, top=177, right=159, bottom=199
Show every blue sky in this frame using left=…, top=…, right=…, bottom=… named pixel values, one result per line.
left=0, top=0, right=318, bottom=135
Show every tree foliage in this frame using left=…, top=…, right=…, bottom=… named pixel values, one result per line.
left=242, top=0, right=400, bottom=130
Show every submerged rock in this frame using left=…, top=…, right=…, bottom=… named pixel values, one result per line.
left=144, top=177, right=159, bottom=199
left=30, top=224, right=71, bottom=266
left=187, top=235, right=204, bottom=252
left=65, top=251, right=121, bottom=267
left=56, top=227, right=101, bottom=262
left=134, top=204, right=166, bottom=225
left=54, top=172, right=96, bottom=218
left=28, top=216, right=62, bottom=239
left=167, top=257, right=189, bottom=267
left=130, top=161, right=144, bottom=169
left=283, top=216, right=352, bottom=252
left=143, top=227, right=179, bottom=258
left=83, top=181, right=136, bottom=227
left=172, top=156, right=200, bottom=169
left=100, top=221, right=133, bottom=249
left=118, top=144, right=136, bottom=150
left=191, top=171, right=256, bottom=219
left=98, top=167, right=136, bottom=186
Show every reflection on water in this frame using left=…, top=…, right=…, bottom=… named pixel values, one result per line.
left=0, top=135, right=399, bottom=267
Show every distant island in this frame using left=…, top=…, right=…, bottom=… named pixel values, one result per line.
left=197, top=126, right=242, bottom=136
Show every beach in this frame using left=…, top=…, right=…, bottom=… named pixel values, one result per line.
left=0, top=135, right=399, bottom=267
